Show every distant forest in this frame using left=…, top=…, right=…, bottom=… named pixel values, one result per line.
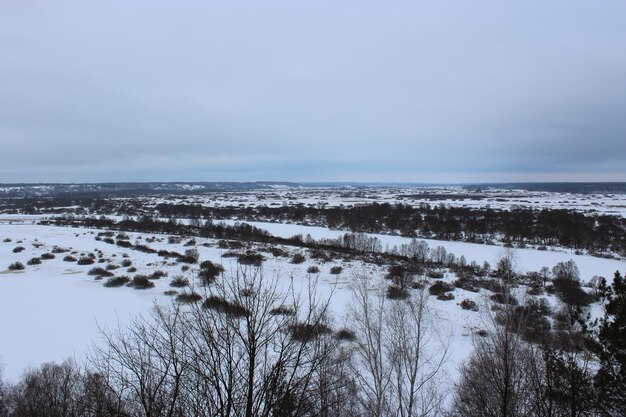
left=153, top=202, right=625, bottom=255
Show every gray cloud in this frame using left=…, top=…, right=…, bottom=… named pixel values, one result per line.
left=1, top=1, right=625, bottom=183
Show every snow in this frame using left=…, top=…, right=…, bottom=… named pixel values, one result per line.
left=221, top=220, right=625, bottom=281
left=0, top=215, right=623, bottom=399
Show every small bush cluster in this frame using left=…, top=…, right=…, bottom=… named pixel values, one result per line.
left=237, top=252, right=264, bottom=266
left=63, top=255, right=77, bottom=262
left=8, top=262, right=25, bottom=271
left=291, top=253, right=306, bottom=264
left=12, top=246, right=25, bottom=253
left=460, top=299, right=479, bottom=311
left=27, top=257, right=42, bottom=265
left=104, top=276, right=131, bottom=287
left=77, top=257, right=95, bottom=265
left=429, top=281, right=454, bottom=296
left=178, top=248, right=200, bottom=264
left=203, top=295, right=248, bottom=317
left=128, top=275, right=155, bottom=289
left=170, top=276, right=190, bottom=288
left=289, top=322, right=332, bottom=342
left=269, top=305, right=295, bottom=315
left=199, top=260, right=224, bottom=285
left=176, top=291, right=203, bottom=304
left=88, top=267, right=114, bottom=277
left=330, top=266, right=343, bottom=275
left=386, top=286, right=410, bottom=300
left=334, top=328, right=357, bottom=341
left=307, top=265, right=320, bottom=274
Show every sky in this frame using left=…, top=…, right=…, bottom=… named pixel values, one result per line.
left=1, top=1, right=625, bottom=183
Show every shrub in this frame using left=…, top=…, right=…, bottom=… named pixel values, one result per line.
left=116, top=240, right=133, bottom=248
left=63, top=255, right=77, bottom=262
left=269, top=305, right=295, bottom=315
left=106, top=264, right=119, bottom=271
left=8, top=262, right=25, bottom=271
left=77, top=257, right=95, bottom=265
left=149, top=270, right=167, bottom=280
left=460, top=299, right=479, bottom=311
left=3, top=238, right=11, bottom=242
left=237, top=253, right=264, bottom=266
left=291, top=253, right=306, bottom=264
left=178, top=248, right=200, bottom=264
left=427, top=270, right=444, bottom=279
left=199, top=260, right=224, bottom=285
left=158, top=249, right=183, bottom=258
left=40, top=253, right=55, bottom=260
left=170, top=276, right=189, bottom=288
left=176, top=291, right=203, bottom=304
left=437, top=293, right=455, bottom=301
left=12, top=246, right=25, bottom=253
left=489, top=293, right=518, bottom=305
left=51, top=246, right=69, bottom=253
left=386, top=285, right=409, bottom=300
left=307, top=265, right=320, bottom=274
left=203, top=295, right=248, bottom=317
left=134, top=244, right=156, bottom=254
left=88, top=267, right=114, bottom=277
left=168, top=236, right=182, bottom=244
left=27, top=257, right=42, bottom=265
left=330, top=266, right=343, bottom=275
left=128, top=275, right=154, bottom=289
left=454, top=278, right=479, bottom=293
left=121, top=259, right=132, bottom=267
left=289, top=322, right=332, bottom=342
left=127, top=266, right=137, bottom=273
left=104, top=276, right=130, bottom=287
left=103, top=238, right=115, bottom=245
left=184, top=239, right=196, bottom=247
left=164, top=290, right=178, bottom=296
left=334, top=328, right=357, bottom=341
left=429, top=281, right=454, bottom=296
left=271, top=247, right=288, bottom=257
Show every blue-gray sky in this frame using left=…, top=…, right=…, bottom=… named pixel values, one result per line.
left=1, top=1, right=625, bottom=183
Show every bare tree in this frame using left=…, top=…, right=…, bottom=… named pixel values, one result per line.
left=93, top=265, right=344, bottom=417
left=93, top=305, right=189, bottom=417
left=349, top=273, right=448, bottom=417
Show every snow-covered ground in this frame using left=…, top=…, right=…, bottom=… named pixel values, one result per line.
left=0, top=217, right=624, bottom=393
left=221, top=220, right=625, bottom=282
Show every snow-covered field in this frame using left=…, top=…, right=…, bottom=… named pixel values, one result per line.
left=0, top=214, right=624, bottom=389
left=134, top=187, right=626, bottom=217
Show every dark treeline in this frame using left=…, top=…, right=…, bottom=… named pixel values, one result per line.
left=153, top=202, right=625, bottom=255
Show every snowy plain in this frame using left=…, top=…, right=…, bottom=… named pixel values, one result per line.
left=0, top=211, right=624, bottom=397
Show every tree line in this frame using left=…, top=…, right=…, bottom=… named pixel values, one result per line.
left=153, top=202, right=625, bottom=255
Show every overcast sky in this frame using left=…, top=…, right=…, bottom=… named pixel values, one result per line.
left=1, top=1, right=625, bottom=183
